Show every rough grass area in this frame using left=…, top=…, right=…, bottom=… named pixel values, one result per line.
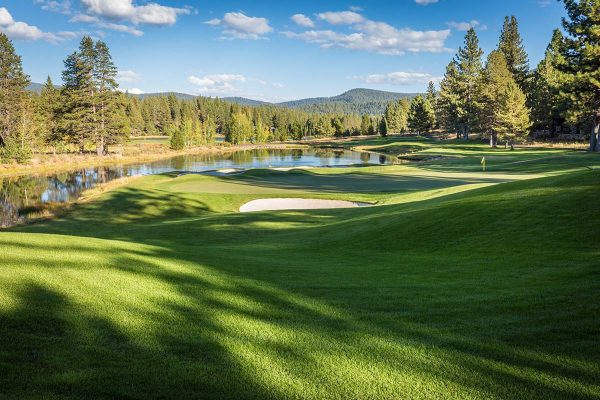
left=1, top=138, right=599, bottom=399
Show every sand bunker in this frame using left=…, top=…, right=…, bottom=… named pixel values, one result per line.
left=240, top=198, right=372, bottom=212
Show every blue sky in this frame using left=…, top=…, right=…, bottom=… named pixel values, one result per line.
left=2, top=0, right=566, bottom=102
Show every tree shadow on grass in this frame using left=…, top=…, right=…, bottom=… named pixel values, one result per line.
left=2, top=171, right=599, bottom=398
left=220, top=169, right=511, bottom=194
left=1, top=239, right=598, bottom=399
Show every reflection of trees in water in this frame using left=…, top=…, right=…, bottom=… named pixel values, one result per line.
left=0, top=176, right=49, bottom=227
left=170, top=156, right=187, bottom=171
left=0, top=166, right=131, bottom=227
left=360, top=152, right=371, bottom=163
left=291, top=149, right=304, bottom=160
left=313, top=149, right=336, bottom=158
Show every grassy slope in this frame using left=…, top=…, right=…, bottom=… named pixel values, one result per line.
left=0, top=139, right=599, bottom=399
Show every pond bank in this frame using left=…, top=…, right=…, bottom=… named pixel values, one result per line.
left=0, top=142, right=304, bottom=178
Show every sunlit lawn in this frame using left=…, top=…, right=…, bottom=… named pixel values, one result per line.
left=1, top=138, right=599, bottom=399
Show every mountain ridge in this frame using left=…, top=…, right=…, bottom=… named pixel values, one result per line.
left=27, top=84, right=419, bottom=114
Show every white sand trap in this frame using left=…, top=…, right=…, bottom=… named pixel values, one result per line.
left=240, top=198, right=372, bottom=212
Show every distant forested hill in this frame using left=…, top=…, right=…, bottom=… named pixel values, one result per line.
left=28, top=83, right=417, bottom=115
left=226, top=88, right=419, bottom=115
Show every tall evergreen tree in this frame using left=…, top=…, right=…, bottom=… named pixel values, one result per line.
left=439, top=61, right=462, bottom=137
left=493, top=79, right=531, bottom=149
left=530, top=30, right=567, bottom=133
left=455, top=28, right=484, bottom=139
left=227, top=112, right=253, bottom=144
left=479, top=50, right=515, bottom=147
left=0, top=33, right=30, bottom=160
left=384, top=102, right=399, bottom=132
left=94, top=40, right=122, bottom=155
left=360, top=113, right=371, bottom=136
left=408, top=96, right=435, bottom=135
left=556, top=0, right=600, bottom=151
left=39, top=76, right=62, bottom=154
left=499, top=16, right=530, bottom=90
left=379, top=117, right=389, bottom=137
left=61, top=38, right=96, bottom=153
left=426, top=81, right=438, bottom=128
left=397, top=99, right=410, bottom=133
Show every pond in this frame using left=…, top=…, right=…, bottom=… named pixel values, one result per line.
left=0, top=148, right=390, bottom=227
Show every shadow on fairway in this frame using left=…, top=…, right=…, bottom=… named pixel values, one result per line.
left=2, top=171, right=599, bottom=399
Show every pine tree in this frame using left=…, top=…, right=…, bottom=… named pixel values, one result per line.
left=426, top=81, right=438, bottom=128
left=94, top=40, right=122, bottom=155
left=169, top=125, right=185, bottom=150
left=397, top=99, right=410, bottom=133
left=499, top=16, right=530, bottom=90
left=359, top=114, right=371, bottom=136
left=254, top=116, right=270, bottom=143
left=530, top=30, right=567, bottom=133
left=368, top=118, right=376, bottom=136
left=556, top=0, right=600, bottom=151
left=203, top=115, right=216, bottom=143
left=493, top=80, right=531, bottom=149
left=39, top=76, right=62, bottom=154
left=228, top=112, right=253, bottom=144
left=479, top=50, right=515, bottom=147
left=408, top=96, right=435, bottom=135
left=384, top=101, right=399, bottom=132
left=0, top=33, right=30, bottom=160
left=455, top=28, right=484, bottom=139
left=379, top=117, right=389, bottom=137
left=438, top=60, right=462, bottom=137
left=125, top=97, right=145, bottom=136
left=61, top=38, right=96, bottom=153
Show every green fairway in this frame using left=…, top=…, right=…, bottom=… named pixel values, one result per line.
left=1, top=139, right=599, bottom=399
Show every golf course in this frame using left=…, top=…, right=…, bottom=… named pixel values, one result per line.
left=1, top=137, right=599, bottom=399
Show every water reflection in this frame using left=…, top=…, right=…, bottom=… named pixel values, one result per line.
left=0, top=148, right=390, bottom=227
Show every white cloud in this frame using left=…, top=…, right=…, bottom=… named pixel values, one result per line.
left=0, top=8, right=14, bottom=26
left=187, top=73, right=283, bottom=98
left=354, top=71, right=442, bottom=85
left=272, top=82, right=285, bottom=88
left=0, top=7, right=75, bottom=42
left=75, top=0, right=189, bottom=38
left=446, top=20, right=486, bottom=31
left=117, top=70, right=141, bottom=82
left=188, top=74, right=248, bottom=94
left=205, top=12, right=273, bottom=40
left=119, top=87, right=145, bottom=94
left=415, top=0, right=439, bottom=5
left=70, top=14, right=143, bottom=36
left=291, top=14, right=314, bottom=28
left=316, top=11, right=364, bottom=25
left=282, top=11, right=450, bottom=56
left=34, top=0, right=72, bottom=15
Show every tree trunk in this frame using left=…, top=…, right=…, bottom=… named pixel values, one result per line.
left=590, top=115, right=599, bottom=152
left=489, top=131, right=497, bottom=148
left=96, top=137, right=104, bottom=156
left=463, top=126, right=469, bottom=140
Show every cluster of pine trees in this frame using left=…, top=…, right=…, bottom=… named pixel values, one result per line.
left=0, top=34, right=381, bottom=163
left=0, top=34, right=127, bottom=162
left=380, top=1, right=599, bottom=151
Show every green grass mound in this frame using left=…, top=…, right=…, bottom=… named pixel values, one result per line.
left=1, top=140, right=599, bottom=399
